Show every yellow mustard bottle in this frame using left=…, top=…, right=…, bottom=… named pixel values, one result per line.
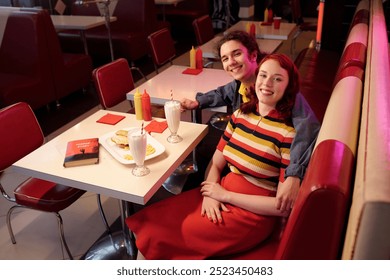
left=190, top=46, right=196, bottom=69
left=264, top=8, right=269, bottom=23
left=134, top=88, right=143, bottom=120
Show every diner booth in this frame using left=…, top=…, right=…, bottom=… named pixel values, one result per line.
left=0, top=0, right=389, bottom=260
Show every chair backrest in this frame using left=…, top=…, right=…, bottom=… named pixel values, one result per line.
left=0, top=10, right=56, bottom=109
left=0, top=102, right=44, bottom=171
left=113, top=0, right=159, bottom=35
left=92, top=58, right=135, bottom=109
left=147, top=27, right=176, bottom=72
left=0, top=10, right=47, bottom=77
left=192, top=15, right=214, bottom=46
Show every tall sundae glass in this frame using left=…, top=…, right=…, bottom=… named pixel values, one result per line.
left=128, top=129, right=150, bottom=176
left=164, top=100, right=182, bottom=143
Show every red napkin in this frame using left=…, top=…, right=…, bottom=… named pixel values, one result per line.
left=145, top=120, right=168, bottom=133
left=182, top=68, right=203, bottom=75
left=96, top=113, right=125, bottom=125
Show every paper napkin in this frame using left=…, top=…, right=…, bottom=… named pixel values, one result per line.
left=145, top=120, right=168, bottom=133
left=182, top=68, right=203, bottom=75
left=96, top=113, right=125, bottom=125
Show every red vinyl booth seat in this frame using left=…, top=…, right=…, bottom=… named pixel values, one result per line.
left=38, top=9, right=92, bottom=101
left=0, top=11, right=56, bottom=109
left=0, top=9, right=92, bottom=109
left=222, top=140, right=354, bottom=260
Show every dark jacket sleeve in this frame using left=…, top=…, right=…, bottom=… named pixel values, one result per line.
left=285, top=93, right=321, bottom=180
left=195, top=80, right=239, bottom=109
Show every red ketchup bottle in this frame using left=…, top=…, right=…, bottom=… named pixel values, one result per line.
left=196, top=48, right=203, bottom=69
left=141, top=89, right=152, bottom=121
left=268, top=8, right=273, bottom=23
left=249, top=23, right=256, bottom=38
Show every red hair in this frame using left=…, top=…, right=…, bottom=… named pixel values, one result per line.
left=241, top=54, right=300, bottom=121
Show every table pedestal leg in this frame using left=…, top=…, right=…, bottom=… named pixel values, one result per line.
left=80, top=30, right=89, bottom=55
left=81, top=200, right=136, bottom=260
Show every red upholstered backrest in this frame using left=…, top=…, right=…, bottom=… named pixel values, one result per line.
left=0, top=102, right=44, bottom=171
left=92, top=58, right=134, bottom=109
left=334, top=64, right=365, bottom=86
left=0, top=11, right=47, bottom=77
left=108, top=0, right=159, bottom=35
left=275, top=140, right=354, bottom=259
left=36, top=9, right=72, bottom=100
left=337, top=43, right=367, bottom=73
left=349, top=0, right=369, bottom=33
left=351, top=8, right=369, bottom=28
left=193, top=15, right=214, bottom=46
left=147, top=28, right=176, bottom=67
left=0, top=10, right=56, bottom=109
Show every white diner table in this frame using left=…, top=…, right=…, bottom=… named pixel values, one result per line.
left=227, top=20, right=298, bottom=40
left=201, top=35, right=283, bottom=59
left=12, top=109, right=208, bottom=259
left=126, top=65, right=233, bottom=114
left=51, top=15, right=116, bottom=55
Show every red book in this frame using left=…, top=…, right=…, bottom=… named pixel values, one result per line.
left=63, top=138, right=99, bottom=167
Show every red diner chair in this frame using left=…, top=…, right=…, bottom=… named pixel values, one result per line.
left=93, top=58, right=135, bottom=111
left=92, top=58, right=165, bottom=119
left=93, top=58, right=189, bottom=195
left=192, top=15, right=214, bottom=46
left=192, top=15, right=218, bottom=68
left=37, top=9, right=93, bottom=106
left=147, top=27, right=176, bottom=74
left=0, top=102, right=86, bottom=259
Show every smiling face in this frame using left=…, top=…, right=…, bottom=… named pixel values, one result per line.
left=255, top=58, right=289, bottom=114
left=220, top=40, right=258, bottom=84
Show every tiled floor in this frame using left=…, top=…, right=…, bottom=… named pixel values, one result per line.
left=0, top=25, right=316, bottom=260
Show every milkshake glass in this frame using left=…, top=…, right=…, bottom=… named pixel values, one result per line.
left=164, top=100, right=182, bottom=143
left=128, top=129, right=150, bottom=176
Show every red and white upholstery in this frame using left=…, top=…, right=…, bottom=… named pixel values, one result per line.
left=0, top=102, right=85, bottom=259
left=147, top=27, right=176, bottom=74
left=342, top=0, right=390, bottom=260
left=93, top=58, right=135, bottom=110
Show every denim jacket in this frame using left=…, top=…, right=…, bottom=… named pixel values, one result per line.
left=195, top=79, right=320, bottom=180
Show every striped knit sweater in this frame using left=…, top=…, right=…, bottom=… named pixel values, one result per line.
left=217, top=109, right=296, bottom=192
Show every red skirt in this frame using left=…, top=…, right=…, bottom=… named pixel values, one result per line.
left=126, top=172, right=277, bottom=259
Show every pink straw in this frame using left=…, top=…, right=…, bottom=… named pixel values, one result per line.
left=170, top=90, right=173, bottom=100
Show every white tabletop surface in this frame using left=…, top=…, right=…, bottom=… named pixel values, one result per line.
left=12, top=110, right=208, bottom=205
left=51, top=15, right=116, bottom=30
left=201, top=35, right=283, bottom=59
left=126, top=65, right=233, bottom=110
left=228, top=20, right=298, bottom=40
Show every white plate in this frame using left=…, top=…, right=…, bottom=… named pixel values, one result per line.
left=99, top=128, right=165, bottom=164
